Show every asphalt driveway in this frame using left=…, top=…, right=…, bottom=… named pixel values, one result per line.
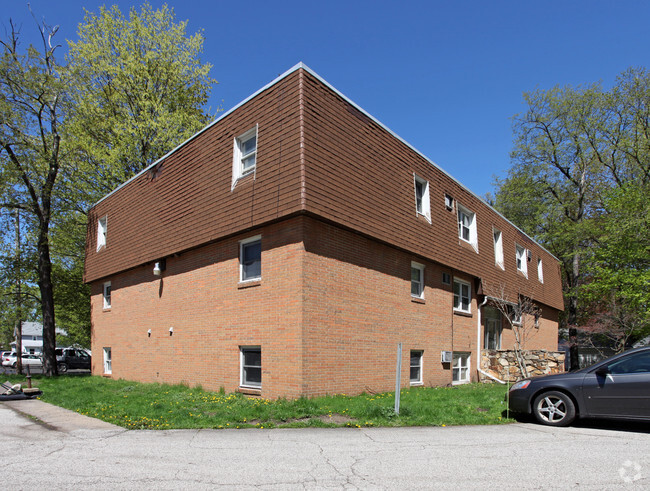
left=1, top=400, right=649, bottom=489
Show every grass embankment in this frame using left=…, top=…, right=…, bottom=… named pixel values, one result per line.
left=3, top=374, right=511, bottom=430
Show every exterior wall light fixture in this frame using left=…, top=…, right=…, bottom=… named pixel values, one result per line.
left=153, top=259, right=167, bottom=276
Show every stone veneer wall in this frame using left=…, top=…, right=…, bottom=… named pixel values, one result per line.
left=480, top=349, right=566, bottom=382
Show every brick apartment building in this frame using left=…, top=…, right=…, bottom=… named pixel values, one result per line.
left=84, top=63, right=564, bottom=398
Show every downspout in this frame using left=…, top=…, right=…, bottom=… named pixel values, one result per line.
left=477, top=295, right=506, bottom=384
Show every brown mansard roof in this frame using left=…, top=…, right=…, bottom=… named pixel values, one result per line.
left=85, top=63, right=564, bottom=311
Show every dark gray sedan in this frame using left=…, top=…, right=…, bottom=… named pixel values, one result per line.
left=508, top=346, right=650, bottom=426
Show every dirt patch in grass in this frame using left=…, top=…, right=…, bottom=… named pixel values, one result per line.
left=270, top=413, right=356, bottom=426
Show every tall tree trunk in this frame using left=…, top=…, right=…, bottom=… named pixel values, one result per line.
left=38, top=224, right=57, bottom=376
left=14, top=208, right=23, bottom=373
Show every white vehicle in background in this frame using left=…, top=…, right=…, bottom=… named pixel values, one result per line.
left=1, top=352, right=43, bottom=368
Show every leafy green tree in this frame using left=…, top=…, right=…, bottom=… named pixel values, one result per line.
left=49, top=3, right=216, bottom=346
left=494, top=68, right=650, bottom=368
left=581, top=184, right=650, bottom=351
left=0, top=19, right=67, bottom=375
left=65, top=2, right=216, bottom=198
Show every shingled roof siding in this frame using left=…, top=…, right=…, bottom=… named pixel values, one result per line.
left=85, top=66, right=562, bottom=311
left=84, top=71, right=304, bottom=283
left=299, top=70, right=563, bottom=311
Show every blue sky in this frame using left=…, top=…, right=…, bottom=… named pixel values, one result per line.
left=4, top=0, right=650, bottom=198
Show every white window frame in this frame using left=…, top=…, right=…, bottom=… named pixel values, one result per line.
left=410, top=350, right=423, bottom=385
left=411, top=261, right=425, bottom=299
left=452, top=352, right=471, bottom=384
left=103, top=347, right=112, bottom=374
left=97, top=216, right=107, bottom=251
left=493, top=228, right=504, bottom=270
left=240, top=346, right=261, bottom=389
left=511, top=304, right=522, bottom=326
left=103, top=282, right=111, bottom=310
left=239, top=235, right=262, bottom=282
left=516, top=244, right=528, bottom=277
left=231, top=126, right=258, bottom=189
left=537, top=258, right=544, bottom=283
left=413, top=174, right=431, bottom=222
left=484, top=309, right=502, bottom=350
left=457, top=203, right=478, bottom=251
left=453, top=279, right=472, bottom=314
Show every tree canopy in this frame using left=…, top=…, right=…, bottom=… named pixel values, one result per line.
left=494, top=68, right=650, bottom=366
left=65, top=2, right=216, bottom=198
left=0, top=3, right=216, bottom=370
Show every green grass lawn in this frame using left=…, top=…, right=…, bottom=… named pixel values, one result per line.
left=3, top=374, right=512, bottom=429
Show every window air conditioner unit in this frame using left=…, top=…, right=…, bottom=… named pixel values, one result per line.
left=441, top=351, right=453, bottom=363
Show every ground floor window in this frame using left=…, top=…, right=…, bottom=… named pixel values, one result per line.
left=452, top=352, right=470, bottom=384
left=240, top=346, right=261, bottom=388
left=103, top=347, right=112, bottom=374
left=484, top=311, right=502, bottom=350
left=410, top=350, right=423, bottom=385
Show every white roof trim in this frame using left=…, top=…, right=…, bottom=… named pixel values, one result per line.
left=90, top=62, right=558, bottom=262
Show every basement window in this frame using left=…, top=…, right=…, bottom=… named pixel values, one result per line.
left=240, top=346, right=261, bottom=388
left=452, top=352, right=470, bottom=384
left=410, top=350, right=423, bottom=385
left=103, top=347, right=112, bottom=374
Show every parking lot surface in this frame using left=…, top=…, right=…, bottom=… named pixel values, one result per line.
left=1, top=400, right=649, bottom=489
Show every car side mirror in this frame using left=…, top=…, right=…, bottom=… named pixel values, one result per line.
left=595, top=366, right=610, bottom=377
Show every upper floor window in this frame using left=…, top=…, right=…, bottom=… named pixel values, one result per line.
left=103, top=282, right=111, bottom=309
left=413, top=175, right=431, bottom=222
left=493, top=229, right=504, bottom=270
left=232, top=126, right=258, bottom=189
left=240, top=236, right=261, bottom=282
left=453, top=279, right=471, bottom=314
left=537, top=258, right=544, bottom=283
left=516, top=244, right=528, bottom=277
left=97, top=216, right=107, bottom=251
left=411, top=262, right=425, bottom=299
left=457, top=203, right=478, bottom=251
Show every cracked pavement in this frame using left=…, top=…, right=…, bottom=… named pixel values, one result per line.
left=1, top=401, right=650, bottom=489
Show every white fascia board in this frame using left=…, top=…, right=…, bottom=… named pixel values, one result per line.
left=89, top=62, right=558, bottom=262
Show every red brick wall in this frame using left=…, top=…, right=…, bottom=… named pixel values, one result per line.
left=91, top=217, right=306, bottom=398
left=91, top=215, right=559, bottom=398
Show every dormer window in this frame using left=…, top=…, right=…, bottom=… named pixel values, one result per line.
left=493, top=229, right=504, bottom=270
left=97, top=216, right=107, bottom=251
left=516, top=244, right=528, bottom=277
left=457, top=203, right=478, bottom=251
left=232, top=126, right=258, bottom=189
left=413, top=175, right=431, bottom=222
